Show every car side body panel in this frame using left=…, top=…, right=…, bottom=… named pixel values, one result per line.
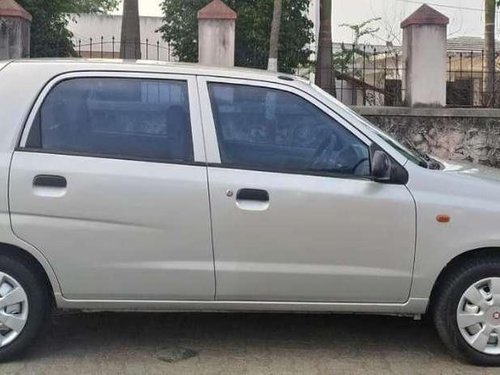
left=10, top=152, right=215, bottom=300
left=206, top=167, right=416, bottom=303
left=407, top=161, right=500, bottom=299
left=0, top=62, right=63, bottom=297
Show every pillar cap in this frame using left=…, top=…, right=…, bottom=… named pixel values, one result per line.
left=198, top=0, right=237, bottom=20
left=401, top=4, right=448, bottom=28
left=0, top=0, right=32, bottom=22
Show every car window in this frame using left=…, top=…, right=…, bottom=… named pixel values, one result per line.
left=208, top=83, right=370, bottom=176
left=310, top=83, right=429, bottom=168
left=26, top=78, right=194, bottom=162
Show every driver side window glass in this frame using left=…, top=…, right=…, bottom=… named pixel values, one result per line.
left=208, top=83, right=370, bottom=176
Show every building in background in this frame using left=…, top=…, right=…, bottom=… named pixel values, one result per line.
left=67, top=14, right=175, bottom=61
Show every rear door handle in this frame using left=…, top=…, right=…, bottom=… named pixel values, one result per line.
left=33, top=175, right=67, bottom=188
left=236, top=189, right=269, bottom=202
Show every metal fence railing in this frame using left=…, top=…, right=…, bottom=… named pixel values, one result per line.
left=73, top=37, right=176, bottom=62
left=313, top=44, right=500, bottom=108
left=329, top=43, right=405, bottom=107
left=32, top=37, right=177, bottom=62
left=446, top=50, right=500, bottom=107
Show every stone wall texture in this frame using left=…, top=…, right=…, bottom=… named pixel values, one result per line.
left=354, top=107, right=500, bottom=168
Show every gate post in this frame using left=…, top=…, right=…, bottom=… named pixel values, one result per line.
left=197, top=0, right=237, bottom=67
left=401, top=4, right=449, bottom=107
left=0, top=0, right=32, bottom=59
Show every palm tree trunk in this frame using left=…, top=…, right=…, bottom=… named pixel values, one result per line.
left=315, top=0, right=335, bottom=95
left=120, top=0, right=141, bottom=59
left=268, top=0, right=283, bottom=72
left=484, top=0, right=496, bottom=107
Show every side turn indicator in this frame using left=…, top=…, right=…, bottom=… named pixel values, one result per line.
left=436, top=214, right=450, bottom=223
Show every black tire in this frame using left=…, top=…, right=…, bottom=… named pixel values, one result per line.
left=433, top=255, right=500, bottom=366
left=0, top=254, right=51, bottom=362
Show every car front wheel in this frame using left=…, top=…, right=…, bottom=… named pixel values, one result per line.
left=433, top=256, right=500, bottom=366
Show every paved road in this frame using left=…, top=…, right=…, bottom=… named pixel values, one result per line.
left=0, top=312, right=498, bottom=374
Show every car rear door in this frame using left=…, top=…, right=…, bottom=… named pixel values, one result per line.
left=198, top=76, right=416, bottom=303
left=9, top=72, right=215, bottom=301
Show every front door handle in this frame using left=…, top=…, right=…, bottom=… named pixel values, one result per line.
left=236, top=189, right=269, bottom=202
left=33, top=175, right=67, bottom=188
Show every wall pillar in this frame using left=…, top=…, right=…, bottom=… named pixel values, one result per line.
left=401, top=4, right=449, bottom=107
left=0, top=0, right=31, bottom=59
left=197, top=0, right=237, bottom=67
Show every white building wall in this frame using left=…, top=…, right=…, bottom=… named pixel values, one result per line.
left=67, top=14, right=175, bottom=61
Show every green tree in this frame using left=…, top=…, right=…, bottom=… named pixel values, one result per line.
left=333, top=18, right=381, bottom=73
left=17, top=0, right=119, bottom=57
left=159, top=0, right=314, bottom=73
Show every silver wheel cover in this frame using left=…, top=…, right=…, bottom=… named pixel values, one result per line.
left=457, top=277, right=500, bottom=355
left=0, top=272, right=29, bottom=348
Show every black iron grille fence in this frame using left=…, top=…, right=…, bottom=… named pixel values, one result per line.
left=71, top=37, right=176, bottom=62
left=308, top=43, right=500, bottom=108
left=447, top=49, right=500, bottom=107
left=334, top=45, right=500, bottom=108
left=328, top=43, right=405, bottom=107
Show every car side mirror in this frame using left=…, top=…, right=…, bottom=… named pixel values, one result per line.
left=372, top=150, right=392, bottom=182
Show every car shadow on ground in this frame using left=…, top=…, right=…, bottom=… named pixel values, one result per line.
left=2, top=312, right=494, bottom=374
left=34, top=313, right=441, bottom=358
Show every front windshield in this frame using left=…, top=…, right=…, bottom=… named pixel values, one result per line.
left=310, top=84, right=430, bottom=168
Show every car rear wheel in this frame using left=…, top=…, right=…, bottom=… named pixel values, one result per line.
left=0, top=255, right=51, bottom=361
left=433, top=256, right=500, bottom=366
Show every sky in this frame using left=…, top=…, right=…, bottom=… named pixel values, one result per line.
left=114, top=0, right=497, bottom=44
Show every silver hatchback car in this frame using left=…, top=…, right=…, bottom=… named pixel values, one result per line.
left=1, top=59, right=500, bottom=365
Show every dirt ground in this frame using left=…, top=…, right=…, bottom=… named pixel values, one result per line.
left=0, top=312, right=498, bottom=374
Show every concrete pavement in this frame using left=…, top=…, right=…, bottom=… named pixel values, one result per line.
left=0, top=312, right=497, bottom=374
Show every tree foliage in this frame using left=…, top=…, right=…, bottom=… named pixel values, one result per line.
left=17, top=0, right=119, bottom=57
left=159, top=0, right=314, bottom=73
left=333, top=18, right=381, bottom=74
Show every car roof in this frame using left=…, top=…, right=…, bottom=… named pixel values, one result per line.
left=8, top=58, right=308, bottom=85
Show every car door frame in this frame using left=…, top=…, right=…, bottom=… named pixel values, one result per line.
left=11, top=70, right=217, bottom=302
left=197, top=75, right=418, bottom=304
left=18, top=71, right=207, bottom=164
left=196, top=76, right=375, bottom=165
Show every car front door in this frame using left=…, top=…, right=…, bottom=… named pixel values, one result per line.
left=9, top=73, right=215, bottom=301
left=198, top=77, right=416, bottom=303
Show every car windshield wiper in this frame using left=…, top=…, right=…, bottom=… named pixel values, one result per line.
left=408, top=146, right=442, bottom=170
